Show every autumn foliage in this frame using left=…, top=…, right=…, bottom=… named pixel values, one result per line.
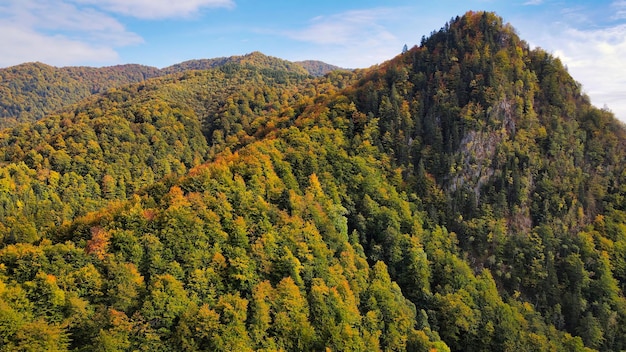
left=0, top=11, right=625, bottom=351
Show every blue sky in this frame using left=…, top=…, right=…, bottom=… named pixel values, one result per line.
left=1, top=0, right=626, bottom=120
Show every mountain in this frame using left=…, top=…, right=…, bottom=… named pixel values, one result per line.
left=0, top=59, right=318, bottom=236
left=0, top=11, right=625, bottom=351
left=0, top=53, right=342, bottom=128
left=161, top=51, right=310, bottom=76
left=0, top=62, right=161, bottom=127
left=295, top=60, right=347, bottom=76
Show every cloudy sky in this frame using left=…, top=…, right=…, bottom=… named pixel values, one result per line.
left=1, top=0, right=625, bottom=120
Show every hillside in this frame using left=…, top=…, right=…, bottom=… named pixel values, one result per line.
left=0, top=11, right=625, bottom=351
left=0, top=53, right=342, bottom=128
left=0, top=62, right=161, bottom=127
left=295, top=60, right=347, bottom=76
left=0, top=60, right=323, bottom=237
left=161, top=52, right=311, bottom=76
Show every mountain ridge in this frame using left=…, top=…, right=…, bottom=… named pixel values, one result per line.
left=0, top=53, right=346, bottom=128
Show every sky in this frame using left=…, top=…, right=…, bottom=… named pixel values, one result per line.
left=1, top=0, right=625, bottom=121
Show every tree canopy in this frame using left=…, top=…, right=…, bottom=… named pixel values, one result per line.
left=0, top=11, right=625, bottom=351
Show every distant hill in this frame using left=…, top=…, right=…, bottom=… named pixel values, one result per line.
left=0, top=62, right=160, bottom=127
left=0, top=52, right=339, bottom=127
left=162, top=54, right=345, bottom=77
left=295, top=60, right=347, bottom=76
left=162, top=51, right=310, bottom=76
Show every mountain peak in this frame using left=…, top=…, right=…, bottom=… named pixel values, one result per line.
left=421, top=11, right=522, bottom=56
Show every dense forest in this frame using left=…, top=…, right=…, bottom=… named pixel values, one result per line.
left=294, top=60, right=346, bottom=77
left=0, top=11, right=625, bottom=351
left=0, top=52, right=342, bottom=128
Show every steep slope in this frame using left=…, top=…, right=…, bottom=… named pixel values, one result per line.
left=345, top=11, right=626, bottom=350
left=0, top=10, right=625, bottom=352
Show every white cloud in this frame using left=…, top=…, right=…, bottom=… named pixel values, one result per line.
left=523, top=0, right=544, bottom=5
left=512, top=1, right=626, bottom=122
left=0, top=0, right=141, bottom=67
left=283, top=8, right=404, bottom=68
left=7, top=0, right=141, bottom=45
left=0, top=23, right=120, bottom=67
left=547, top=24, right=626, bottom=120
left=612, top=0, right=626, bottom=20
left=287, top=9, right=395, bottom=45
left=72, top=0, right=234, bottom=19
left=0, top=0, right=233, bottom=67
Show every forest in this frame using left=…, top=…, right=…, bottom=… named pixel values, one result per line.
left=0, top=52, right=339, bottom=128
left=0, top=11, right=625, bottom=351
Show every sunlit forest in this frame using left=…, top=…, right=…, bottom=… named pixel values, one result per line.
left=0, top=11, right=625, bottom=351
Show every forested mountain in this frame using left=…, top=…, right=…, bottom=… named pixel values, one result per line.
left=0, top=11, right=625, bottom=351
left=0, top=60, right=324, bottom=237
left=161, top=52, right=312, bottom=76
left=0, top=63, right=161, bottom=127
left=0, top=53, right=343, bottom=128
left=295, top=60, right=347, bottom=76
